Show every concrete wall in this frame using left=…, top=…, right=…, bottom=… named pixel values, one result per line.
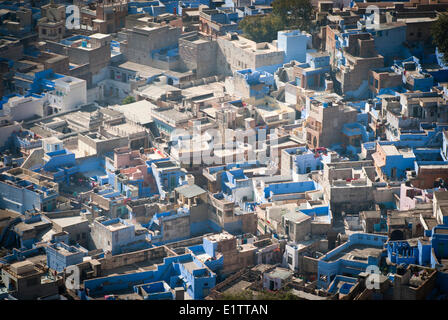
left=216, top=37, right=284, bottom=76
left=288, top=218, right=311, bottom=242
left=123, top=26, right=181, bottom=67
left=0, top=181, right=42, bottom=214
left=161, top=214, right=190, bottom=243
left=4, top=96, right=44, bottom=121
left=0, top=121, right=22, bottom=148
left=46, top=244, right=86, bottom=272
left=48, top=77, right=87, bottom=113
left=179, top=36, right=218, bottom=78
left=277, top=30, right=310, bottom=63
left=98, top=246, right=172, bottom=271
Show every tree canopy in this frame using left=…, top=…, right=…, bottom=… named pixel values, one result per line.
left=239, top=14, right=286, bottom=43
left=432, top=12, right=448, bottom=65
left=239, top=0, right=314, bottom=42
left=121, top=96, right=136, bottom=105
left=272, top=0, right=314, bottom=32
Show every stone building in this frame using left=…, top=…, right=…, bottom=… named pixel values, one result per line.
left=216, top=33, right=285, bottom=76
left=45, top=33, right=112, bottom=89
left=178, top=33, right=218, bottom=78
left=122, top=25, right=181, bottom=69
left=1, top=260, right=61, bottom=300
left=319, top=160, right=377, bottom=215
left=325, top=26, right=384, bottom=98
left=37, top=1, right=66, bottom=42
left=304, top=95, right=357, bottom=149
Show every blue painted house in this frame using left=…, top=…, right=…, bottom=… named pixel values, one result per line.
left=317, top=233, right=388, bottom=289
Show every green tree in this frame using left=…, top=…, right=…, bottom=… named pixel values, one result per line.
left=432, top=12, right=448, bottom=65
left=239, top=14, right=285, bottom=43
left=121, top=96, right=136, bottom=105
left=272, top=0, right=314, bottom=32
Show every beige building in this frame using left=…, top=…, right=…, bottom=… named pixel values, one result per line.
left=1, top=261, right=61, bottom=300
left=216, top=34, right=285, bottom=75
left=38, top=2, right=66, bottom=42
left=304, top=96, right=357, bottom=149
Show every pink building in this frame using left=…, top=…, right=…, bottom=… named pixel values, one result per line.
left=399, top=183, right=432, bottom=211
left=110, top=147, right=168, bottom=197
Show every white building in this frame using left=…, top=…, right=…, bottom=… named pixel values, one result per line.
left=277, top=30, right=312, bottom=64
left=2, top=96, right=45, bottom=121
left=42, top=137, right=63, bottom=153
left=262, top=267, right=293, bottom=290
left=47, top=76, right=87, bottom=114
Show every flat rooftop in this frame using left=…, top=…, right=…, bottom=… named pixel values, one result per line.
left=111, top=100, right=155, bottom=125
left=266, top=268, right=293, bottom=280
left=381, top=145, right=400, bottom=156
left=105, top=221, right=128, bottom=232
left=283, top=210, right=311, bottom=224
left=175, top=184, right=206, bottom=198
left=183, top=261, right=202, bottom=274
left=222, top=35, right=281, bottom=55
left=153, top=160, right=178, bottom=169
left=324, top=244, right=383, bottom=263
left=102, top=258, right=166, bottom=277
left=205, top=232, right=234, bottom=243
left=117, top=61, right=164, bottom=78
left=155, top=109, right=191, bottom=122
left=51, top=216, right=87, bottom=228
left=222, top=280, right=252, bottom=295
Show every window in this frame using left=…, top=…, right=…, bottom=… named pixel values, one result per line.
left=287, top=255, right=293, bottom=265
